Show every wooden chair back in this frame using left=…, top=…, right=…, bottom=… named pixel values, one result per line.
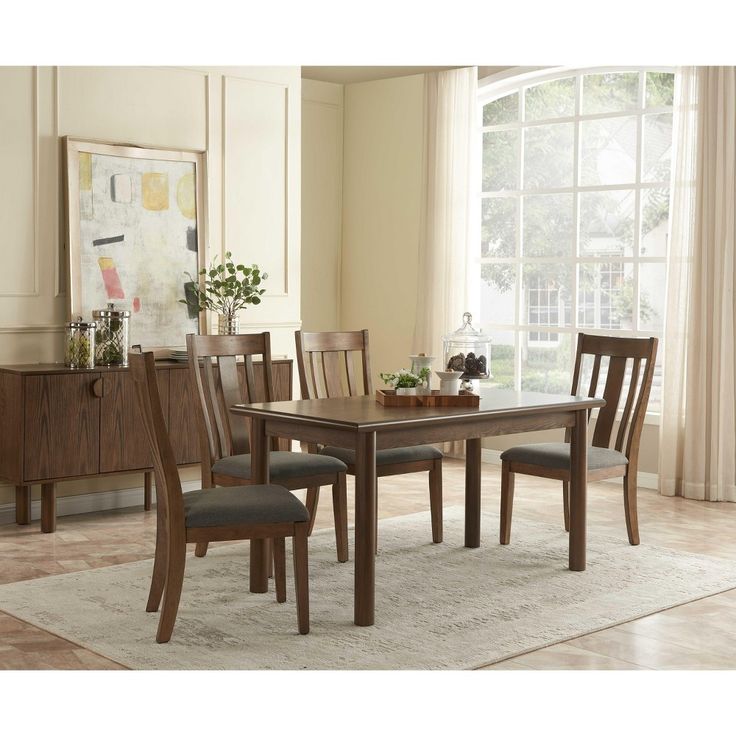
left=186, top=332, right=277, bottom=464
left=130, top=351, right=184, bottom=531
left=295, top=330, right=373, bottom=399
left=569, top=333, right=658, bottom=461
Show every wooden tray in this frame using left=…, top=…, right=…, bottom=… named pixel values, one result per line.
left=376, top=389, right=480, bottom=407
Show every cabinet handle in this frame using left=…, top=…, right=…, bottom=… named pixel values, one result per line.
left=91, top=377, right=105, bottom=398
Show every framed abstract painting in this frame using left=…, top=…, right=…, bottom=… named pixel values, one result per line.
left=64, top=137, right=207, bottom=348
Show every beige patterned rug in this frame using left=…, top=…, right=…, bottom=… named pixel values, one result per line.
left=2, top=506, right=735, bottom=670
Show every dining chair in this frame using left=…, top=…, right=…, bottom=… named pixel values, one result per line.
left=130, top=351, right=310, bottom=643
left=295, top=329, right=443, bottom=546
left=186, top=332, right=349, bottom=563
left=499, top=333, right=658, bottom=546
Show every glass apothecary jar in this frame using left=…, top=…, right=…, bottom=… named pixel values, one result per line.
left=443, top=312, right=492, bottom=381
left=65, top=317, right=96, bottom=370
left=92, top=303, right=130, bottom=367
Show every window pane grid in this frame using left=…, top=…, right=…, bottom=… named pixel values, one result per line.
left=480, top=68, right=673, bottom=410
left=481, top=105, right=676, bottom=133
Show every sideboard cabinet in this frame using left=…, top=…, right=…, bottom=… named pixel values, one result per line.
left=0, top=359, right=292, bottom=532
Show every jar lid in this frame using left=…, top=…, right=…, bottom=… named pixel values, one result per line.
left=67, top=315, right=96, bottom=329
left=444, top=312, right=491, bottom=343
left=92, top=302, right=131, bottom=318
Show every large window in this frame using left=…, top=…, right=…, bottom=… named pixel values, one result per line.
left=480, top=68, right=674, bottom=413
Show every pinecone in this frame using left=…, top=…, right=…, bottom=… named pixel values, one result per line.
left=448, top=353, right=465, bottom=371
left=464, top=356, right=480, bottom=375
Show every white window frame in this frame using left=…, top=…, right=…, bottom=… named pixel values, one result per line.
left=478, top=66, right=675, bottom=423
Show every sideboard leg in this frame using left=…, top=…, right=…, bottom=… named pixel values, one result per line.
left=144, top=471, right=153, bottom=511
left=15, top=485, right=31, bottom=525
left=41, top=482, right=56, bottom=533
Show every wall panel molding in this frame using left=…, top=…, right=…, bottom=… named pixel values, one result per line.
left=0, top=324, right=64, bottom=334
left=54, top=66, right=65, bottom=298
left=32, top=66, right=40, bottom=297
left=222, top=75, right=290, bottom=297
left=0, top=67, right=39, bottom=297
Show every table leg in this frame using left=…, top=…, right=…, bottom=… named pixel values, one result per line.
left=249, top=416, right=270, bottom=593
left=41, top=482, right=56, bottom=533
left=354, top=432, right=377, bottom=626
left=15, top=485, right=31, bottom=525
left=569, top=409, right=587, bottom=571
left=144, top=471, right=153, bottom=511
left=465, top=437, right=482, bottom=548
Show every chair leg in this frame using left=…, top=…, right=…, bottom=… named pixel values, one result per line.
left=429, top=459, right=443, bottom=543
left=562, top=480, right=570, bottom=532
left=146, top=512, right=168, bottom=613
left=623, top=472, right=640, bottom=545
left=156, top=540, right=186, bottom=644
left=273, top=537, right=287, bottom=603
left=500, top=461, right=515, bottom=545
left=194, top=542, right=209, bottom=557
left=305, top=487, right=319, bottom=536
left=332, top=474, right=349, bottom=563
left=292, top=522, right=310, bottom=635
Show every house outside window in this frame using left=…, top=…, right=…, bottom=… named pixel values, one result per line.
left=479, top=68, right=673, bottom=413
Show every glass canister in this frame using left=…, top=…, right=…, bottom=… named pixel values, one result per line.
left=443, top=312, right=492, bottom=380
left=92, top=302, right=130, bottom=367
left=65, top=317, right=96, bottom=370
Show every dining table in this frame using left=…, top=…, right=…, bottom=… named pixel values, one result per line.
left=231, top=389, right=605, bottom=627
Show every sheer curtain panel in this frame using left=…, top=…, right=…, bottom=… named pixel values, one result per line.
left=660, top=67, right=736, bottom=501
left=413, top=67, right=479, bottom=456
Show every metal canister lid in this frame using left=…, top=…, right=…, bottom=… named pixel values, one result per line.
left=67, top=315, right=97, bottom=329
left=92, top=302, right=131, bottom=318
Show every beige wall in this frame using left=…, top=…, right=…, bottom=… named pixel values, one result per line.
left=301, top=79, right=343, bottom=333
left=0, top=65, right=302, bottom=509
left=341, top=74, right=426, bottom=390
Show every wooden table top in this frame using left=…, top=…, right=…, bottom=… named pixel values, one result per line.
left=233, top=390, right=605, bottom=431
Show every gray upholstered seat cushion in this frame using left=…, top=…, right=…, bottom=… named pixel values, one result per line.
left=212, top=451, right=346, bottom=481
left=184, top=484, right=309, bottom=527
left=500, top=443, right=628, bottom=471
left=320, top=444, right=443, bottom=467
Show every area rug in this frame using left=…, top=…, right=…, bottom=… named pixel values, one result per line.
left=2, top=506, right=736, bottom=669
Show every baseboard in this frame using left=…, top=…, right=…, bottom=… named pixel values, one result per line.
left=0, top=451, right=660, bottom=527
left=480, top=448, right=659, bottom=490
left=0, top=480, right=202, bottom=526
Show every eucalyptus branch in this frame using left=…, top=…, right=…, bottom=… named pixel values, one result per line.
left=180, top=251, right=268, bottom=318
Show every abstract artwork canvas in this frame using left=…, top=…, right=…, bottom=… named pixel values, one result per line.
left=64, top=138, right=207, bottom=348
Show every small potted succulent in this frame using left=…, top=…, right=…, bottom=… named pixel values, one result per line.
left=181, top=251, right=268, bottom=335
left=380, top=367, right=431, bottom=396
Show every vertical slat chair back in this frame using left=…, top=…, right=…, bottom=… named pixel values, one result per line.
left=129, top=351, right=184, bottom=530
left=568, top=334, right=658, bottom=459
left=295, top=330, right=372, bottom=400
left=186, top=333, right=277, bottom=463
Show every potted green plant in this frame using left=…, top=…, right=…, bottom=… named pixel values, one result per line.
left=181, top=251, right=268, bottom=335
left=380, top=367, right=431, bottom=396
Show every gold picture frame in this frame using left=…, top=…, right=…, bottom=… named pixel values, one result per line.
left=63, top=137, right=208, bottom=348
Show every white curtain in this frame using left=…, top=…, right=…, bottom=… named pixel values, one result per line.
left=413, top=67, right=479, bottom=457
left=659, top=67, right=736, bottom=501
left=413, top=67, right=479, bottom=369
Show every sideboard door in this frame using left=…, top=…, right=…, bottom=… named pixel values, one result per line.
left=99, top=370, right=170, bottom=473
left=24, top=373, right=101, bottom=481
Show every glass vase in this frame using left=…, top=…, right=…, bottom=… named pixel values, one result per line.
left=218, top=315, right=240, bottom=335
